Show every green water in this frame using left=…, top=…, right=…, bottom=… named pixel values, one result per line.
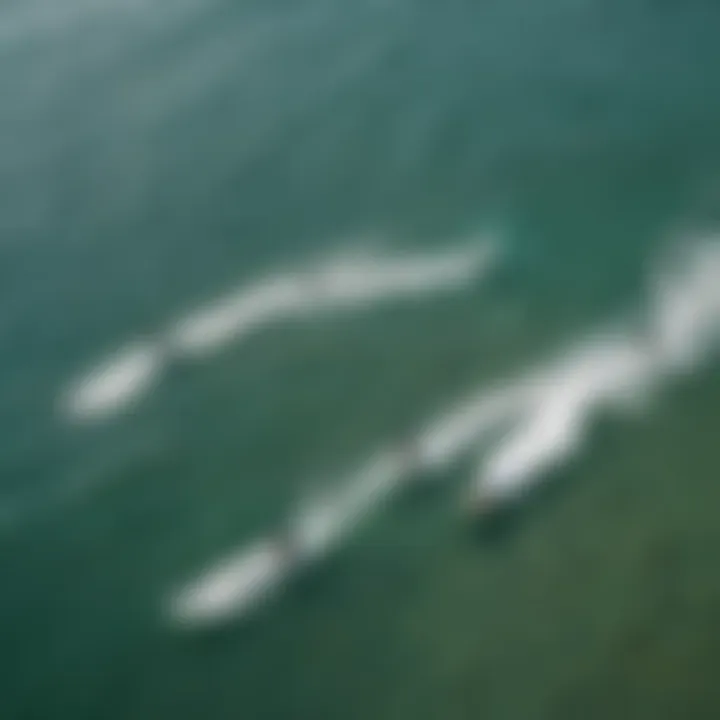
left=3, top=1, right=720, bottom=718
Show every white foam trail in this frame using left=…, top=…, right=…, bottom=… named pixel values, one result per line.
left=652, top=238, right=720, bottom=373
left=282, top=449, right=408, bottom=568
left=171, top=538, right=289, bottom=626
left=470, top=235, right=720, bottom=507
left=63, top=239, right=499, bottom=420
left=62, top=342, right=164, bottom=420
left=305, top=242, right=497, bottom=306
left=415, top=384, right=536, bottom=472
left=168, top=274, right=308, bottom=356
left=420, top=326, right=656, bottom=500
left=169, top=449, right=408, bottom=627
left=472, top=337, right=650, bottom=502
left=480, top=402, right=585, bottom=502
left=169, top=241, right=498, bottom=358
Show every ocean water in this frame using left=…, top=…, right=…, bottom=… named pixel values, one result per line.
left=4, top=1, right=720, bottom=718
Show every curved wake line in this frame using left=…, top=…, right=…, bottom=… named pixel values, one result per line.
left=168, top=233, right=720, bottom=628
left=470, top=332, right=655, bottom=505
left=60, top=238, right=500, bottom=422
left=469, top=234, right=720, bottom=506
left=171, top=449, right=408, bottom=626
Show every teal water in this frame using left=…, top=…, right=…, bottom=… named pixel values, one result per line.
left=4, top=1, right=720, bottom=718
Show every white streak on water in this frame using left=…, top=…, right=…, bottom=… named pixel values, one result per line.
left=169, top=241, right=498, bottom=357
left=468, top=346, right=655, bottom=506
left=292, top=449, right=409, bottom=559
left=470, top=236, right=720, bottom=506
left=171, top=539, right=287, bottom=626
left=652, top=237, right=720, bottom=374
left=62, top=239, right=499, bottom=422
left=61, top=341, right=164, bottom=420
left=415, top=385, right=533, bottom=472
left=167, top=274, right=308, bottom=357
left=170, top=449, right=408, bottom=628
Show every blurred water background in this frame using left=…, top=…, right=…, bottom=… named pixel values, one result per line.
left=4, top=1, right=720, bottom=718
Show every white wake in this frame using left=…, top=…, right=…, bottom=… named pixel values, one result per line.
left=468, top=235, right=720, bottom=506
left=61, top=238, right=499, bottom=421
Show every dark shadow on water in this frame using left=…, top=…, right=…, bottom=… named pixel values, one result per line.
left=462, top=452, right=596, bottom=547
left=464, top=502, right=525, bottom=545
left=463, top=413, right=637, bottom=548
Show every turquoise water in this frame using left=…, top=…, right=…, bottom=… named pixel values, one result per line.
left=4, top=1, right=720, bottom=718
